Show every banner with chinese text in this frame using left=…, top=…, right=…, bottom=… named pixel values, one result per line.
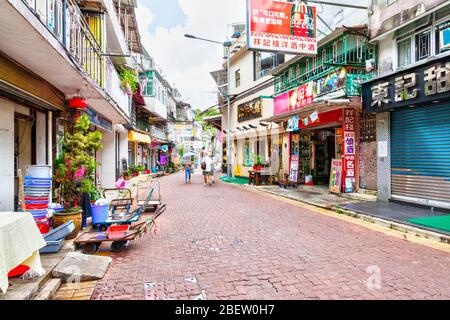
left=342, top=108, right=356, bottom=193
left=247, top=0, right=317, bottom=55
left=329, top=159, right=342, bottom=194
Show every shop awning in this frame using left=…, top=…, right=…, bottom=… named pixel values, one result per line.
left=128, top=130, right=151, bottom=144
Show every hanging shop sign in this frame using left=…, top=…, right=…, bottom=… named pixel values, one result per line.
left=286, top=115, right=299, bottom=132
left=329, top=159, right=342, bottom=195
left=246, top=0, right=317, bottom=55
left=342, top=108, right=356, bottom=193
left=83, top=107, right=112, bottom=132
left=238, top=98, right=263, bottom=122
left=362, top=57, right=450, bottom=113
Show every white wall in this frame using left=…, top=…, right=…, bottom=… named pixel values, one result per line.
left=0, top=98, right=15, bottom=211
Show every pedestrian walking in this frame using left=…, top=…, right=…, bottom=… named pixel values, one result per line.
left=201, top=152, right=213, bottom=186
left=183, top=158, right=192, bottom=183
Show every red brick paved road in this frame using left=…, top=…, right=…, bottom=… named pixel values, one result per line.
left=91, top=171, right=450, bottom=300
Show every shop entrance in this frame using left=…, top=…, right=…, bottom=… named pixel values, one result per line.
left=291, top=125, right=342, bottom=187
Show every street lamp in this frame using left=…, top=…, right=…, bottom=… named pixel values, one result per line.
left=184, top=33, right=233, bottom=178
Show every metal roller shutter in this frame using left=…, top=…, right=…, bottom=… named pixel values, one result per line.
left=391, top=104, right=450, bottom=209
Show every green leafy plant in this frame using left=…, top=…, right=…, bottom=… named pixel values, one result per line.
left=119, top=67, right=138, bottom=93
left=253, top=155, right=264, bottom=166
left=53, top=114, right=103, bottom=211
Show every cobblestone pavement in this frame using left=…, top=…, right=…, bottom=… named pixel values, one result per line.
left=91, top=171, right=450, bottom=300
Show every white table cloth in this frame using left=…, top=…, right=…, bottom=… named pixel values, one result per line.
left=0, top=212, right=46, bottom=293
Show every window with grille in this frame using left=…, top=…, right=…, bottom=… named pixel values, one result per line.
left=359, top=113, right=377, bottom=143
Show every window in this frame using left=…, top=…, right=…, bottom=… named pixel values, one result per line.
left=254, top=52, right=285, bottom=80
left=397, top=37, right=412, bottom=68
left=235, top=69, right=241, bottom=88
left=415, top=30, right=431, bottom=61
left=436, top=20, right=450, bottom=54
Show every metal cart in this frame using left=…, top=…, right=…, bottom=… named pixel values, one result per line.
left=137, top=178, right=161, bottom=212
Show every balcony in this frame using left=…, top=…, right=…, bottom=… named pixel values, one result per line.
left=150, top=125, right=167, bottom=142
left=274, top=32, right=378, bottom=96
left=104, top=57, right=130, bottom=117
left=0, top=0, right=129, bottom=123
left=143, top=96, right=168, bottom=121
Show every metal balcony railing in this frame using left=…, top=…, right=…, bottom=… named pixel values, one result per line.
left=274, top=33, right=378, bottom=95
left=150, top=125, right=167, bottom=141
left=22, top=0, right=104, bottom=88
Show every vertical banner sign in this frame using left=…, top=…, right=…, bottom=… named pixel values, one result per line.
left=247, top=0, right=317, bottom=55
left=329, top=159, right=342, bottom=194
left=342, top=108, right=356, bottom=193
left=289, top=155, right=299, bottom=182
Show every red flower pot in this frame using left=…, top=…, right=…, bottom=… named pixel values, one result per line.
left=68, top=97, right=87, bottom=109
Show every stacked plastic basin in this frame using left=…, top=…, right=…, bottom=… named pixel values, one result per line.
left=24, top=165, right=52, bottom=234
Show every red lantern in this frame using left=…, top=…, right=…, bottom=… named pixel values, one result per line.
left=68, top=97, right=87, bottom=109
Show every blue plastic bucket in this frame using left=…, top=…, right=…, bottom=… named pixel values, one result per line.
left=91, top=204, right=109, bottom=224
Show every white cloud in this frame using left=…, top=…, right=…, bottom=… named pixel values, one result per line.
left=136, top=0, right=246, bottom=110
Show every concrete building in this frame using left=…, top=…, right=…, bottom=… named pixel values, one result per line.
left=362, top=0, right=450, bottom=208
left=0, top=0, right=143, bottom=210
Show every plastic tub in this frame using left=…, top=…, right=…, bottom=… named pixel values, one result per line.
left=43, top=220, right=75, bottom=241
left=106, top=225, right=129, bottom=240
left=40, top=239, right=65, bottom=254
left=91, top=204, right=110, bottom=225
left=26, top=165, right=52, bottom=179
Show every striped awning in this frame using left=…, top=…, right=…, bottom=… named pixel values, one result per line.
left=128, top=130, right=151, bottom=144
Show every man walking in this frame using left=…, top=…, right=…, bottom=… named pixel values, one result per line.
left=201, top=152, right=213, bottom=186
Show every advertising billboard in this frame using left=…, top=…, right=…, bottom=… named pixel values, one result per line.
left=246, top=0, right=317, bottom=55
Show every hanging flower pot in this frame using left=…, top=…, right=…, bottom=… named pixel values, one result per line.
left=68, top=97, right=87, bottom=109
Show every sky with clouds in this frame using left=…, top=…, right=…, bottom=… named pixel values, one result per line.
left=136, top=0, right=247, bottom=110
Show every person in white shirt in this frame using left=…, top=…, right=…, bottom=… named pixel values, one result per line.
left=202, top=153, right=213, bottom=186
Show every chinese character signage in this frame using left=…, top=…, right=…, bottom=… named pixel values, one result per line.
left=362, top=57, right=450, bottom=113
left=342, top=108, right=356, bottom=193
left=289, top=82, right=314, bottom=111
left=238, top=98, right=263, bottom=122
left=246, top=0, right=317, bottom=55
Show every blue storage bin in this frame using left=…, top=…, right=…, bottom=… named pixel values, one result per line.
left=39, top=239, right=65, bottom=254
left=43, top=220, right=75, bottom=241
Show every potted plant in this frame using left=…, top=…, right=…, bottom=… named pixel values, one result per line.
left=53, top=114, right=103, bottom=239
left=253, top=155, right=264, bottom=172
left=119, top=67, right=138, bottom=96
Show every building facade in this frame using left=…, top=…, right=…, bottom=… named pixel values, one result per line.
left=0, top=0, right=141, bottom=210
left=362, top=0, right=450, bottom=208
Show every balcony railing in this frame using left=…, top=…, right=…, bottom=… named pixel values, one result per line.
left=274, top=32, right=378, bottom=95
left=22, top=0, right=104, bottom=88
left=105, top=57, right=130, bottom=116
left=150, top=125, right=167, bottom=141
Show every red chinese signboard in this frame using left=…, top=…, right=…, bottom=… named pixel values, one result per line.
left=288, top=82, right=314, bottom=111
left=246, top=0, right=317, bottom=55
left=342, top=108, right=356, bottom=193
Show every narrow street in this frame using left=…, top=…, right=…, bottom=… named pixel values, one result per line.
left=91, top=173, right=450, bottom=300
